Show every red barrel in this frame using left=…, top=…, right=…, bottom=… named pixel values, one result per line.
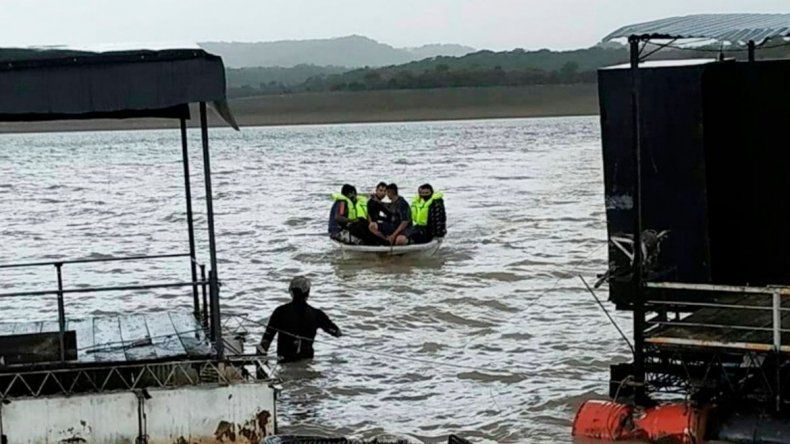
left=633, top=403, right=707, bottom=444
left=573, top=400, right=707, bottom=442
left=572, top=400, right=636, bottom=440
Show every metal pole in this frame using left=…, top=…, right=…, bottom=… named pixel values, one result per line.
left=181, top=118, right=200, bottom=320
left=200, top=102, right=224, bottom=358
left=55, top=263, right=66, bottom=362
left=201, top=264, right=209, bottom=329
left=629, top=35, right=646, bottom=403
left=135, top=390, right=147, bottom=444
left=748, top=40, right=756, bottom=63
left=774, top=291, right=782, bottom=351
left=0, top=399, right=4, bottom=444
left=774, top=290, right=782, bottom=412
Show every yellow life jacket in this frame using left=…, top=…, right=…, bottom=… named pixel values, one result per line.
left=410, top=192, right=444, bottom=226
left=332, top=193, right=368, bottom=221
left=355, top=195, right=369, bottom=220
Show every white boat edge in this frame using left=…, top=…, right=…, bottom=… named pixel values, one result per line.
left=331, top=238, right=444, bottom=257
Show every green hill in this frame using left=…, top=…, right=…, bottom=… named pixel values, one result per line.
left=226, top=64, right=348, bottom=96
left=221, top=40, right=790, bottom=98
left=200, top=36, right=475, bottom=68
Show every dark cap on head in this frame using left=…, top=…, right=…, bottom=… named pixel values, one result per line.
left=289, top=276, right=311, bottom=300
left=419, top=183, right=434, bottom=193
left=341, top=184, right=356, bottom=197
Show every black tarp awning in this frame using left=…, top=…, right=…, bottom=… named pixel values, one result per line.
left=0, top=48, right=237, bottom=127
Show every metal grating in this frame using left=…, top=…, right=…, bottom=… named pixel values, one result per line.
left=603, top=13, right=790, bottom=44
left=0, top=357, right=272, bottom=398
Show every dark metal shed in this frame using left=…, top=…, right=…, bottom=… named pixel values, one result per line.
left=595, top=14, right=790, bottom=411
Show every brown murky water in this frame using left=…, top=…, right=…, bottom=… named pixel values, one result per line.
left=0, top=117, right=633, bottom=443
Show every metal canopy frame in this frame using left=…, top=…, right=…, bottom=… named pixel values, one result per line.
left=0, top=50, right=234, bottom=361
left=603, top=14, right=790, bottom=46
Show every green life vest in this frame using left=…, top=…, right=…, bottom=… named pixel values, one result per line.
left=332, top=193, right=368, bottom=221
left=410, top=192, right=444, bottom=226
left=355, top=195, right=369, bottom=220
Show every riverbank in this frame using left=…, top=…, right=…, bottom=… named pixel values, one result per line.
left=0, top=84, right=598, bottom=133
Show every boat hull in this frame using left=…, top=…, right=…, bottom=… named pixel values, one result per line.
left=332, top=239, right=443, bottom=258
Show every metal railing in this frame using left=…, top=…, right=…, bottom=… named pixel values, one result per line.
left=645, top=281, right=790, bottom=352
left=0, top=253, right=213, bottom=363
left=0, top=356, right=274, bottom=399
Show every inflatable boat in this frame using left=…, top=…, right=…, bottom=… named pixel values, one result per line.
left=331, top=238, right=444, bottom=258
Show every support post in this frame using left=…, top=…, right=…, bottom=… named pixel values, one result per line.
left=135, top=390, right=148, bottom=444
left=774, top=290, right=782, bottom=412
left=181, top=118, right=199, bottom=320
left=629, top=35, right=646, bottom=403
left=200, top=102, right=223, bottom=358
left=774, top=291, right=782, bottom=352
left=55, top=263, right=66, bottom=362
left=0, top=399, right=5, bottom=444
left=748, top=40, right=756, bottom=62
left=201, top=264, right=209, bottom=328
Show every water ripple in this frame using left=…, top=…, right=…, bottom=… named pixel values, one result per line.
left=0, top=117, right=625, bottom=443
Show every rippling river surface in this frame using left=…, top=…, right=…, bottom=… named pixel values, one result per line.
left=0, top=117, right=633, bottom=443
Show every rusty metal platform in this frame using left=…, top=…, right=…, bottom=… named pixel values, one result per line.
left=0, top=311, right=211, bottom=366
left=646, top=292, right=790, bottom=353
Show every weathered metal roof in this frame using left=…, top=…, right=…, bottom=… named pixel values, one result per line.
left=0, top=48, right=237, bottom=127
left=603, top=13, right=790, bottom=44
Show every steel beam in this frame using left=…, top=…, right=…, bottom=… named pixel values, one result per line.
left=180, top=118, right=199, bottom=319
left=199, top=102, right=223, bottom=358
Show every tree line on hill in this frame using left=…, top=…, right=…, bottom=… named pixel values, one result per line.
left=224, top=43, right=790, bottom=98
left=226, top=47, right=622, bottom=98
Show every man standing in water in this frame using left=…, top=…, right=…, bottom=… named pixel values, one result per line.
left=257, top=276, right=342, bottom=362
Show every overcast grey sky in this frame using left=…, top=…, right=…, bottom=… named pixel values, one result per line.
left=1, top=1, right=788, bottom=50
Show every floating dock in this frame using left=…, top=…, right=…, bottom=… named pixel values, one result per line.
left=0, top=47, right=277, bottom=443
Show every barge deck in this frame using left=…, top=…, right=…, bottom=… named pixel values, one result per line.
left=0, top=312, right=212, bottom=365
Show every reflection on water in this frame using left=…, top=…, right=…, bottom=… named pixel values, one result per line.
left=0, top=117, right=632, bottom=443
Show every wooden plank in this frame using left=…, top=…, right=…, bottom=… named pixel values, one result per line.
left=144, top=312, right=187, bottom=359
left=12, top=321, right=43, bottom=334
left=118, top=315, right=157, bottom=361
left=169, top=312, right=212, bottom=357
left=648, top=293, right=783, bottom=348
left=0, top=331, right=77, bottom=364
left=67, top=319, right=96, bottom=363
left=91, top=317, right=126, bottom=363
left=39, top=320, right=60, bottom=333
left=0, top=323, right=18, bottom=336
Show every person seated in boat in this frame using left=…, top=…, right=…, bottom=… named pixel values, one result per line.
left=367, top=181, right=390, bottom=224
left=370, top=183, right=411, bottom=245
left=257, top=276, right=341, bottom=363
left=364, top=181, right=391, bottom=245
left=407, top=183, right=447, bottom=244
left=329, top=184, right=374, bottom=245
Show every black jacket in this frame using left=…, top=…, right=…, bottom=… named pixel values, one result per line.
left=427, top=198, right=447, bottom=238
left=260, top=301, right=340, bottom=362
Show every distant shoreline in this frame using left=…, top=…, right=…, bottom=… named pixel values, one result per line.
left=0, top=84, right=598, bottom=134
